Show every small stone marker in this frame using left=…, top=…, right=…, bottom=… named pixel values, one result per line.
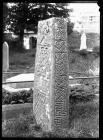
left=33, top=17, right=69, bottom=135
left=23, top=37, right=30, bottom=49
left=3, top=42, right=9, bottom=71
left=80, top=31, right=87, bottom=50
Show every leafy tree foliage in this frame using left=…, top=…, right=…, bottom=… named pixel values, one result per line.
left=3, top=3, right=9, bottom=32
left=5, top=3, right=74, bottom=48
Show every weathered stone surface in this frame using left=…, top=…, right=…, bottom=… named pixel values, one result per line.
left=54, top=75, right=69, bottom=87
left=54, top=62, right=68, bottom=76
left=33, top=17, right=69, bottom=134
left=54, top=53, right=69, bottom=76
left=54, top=40, right=67, bottom=52
left=3, top=42, right=9, bottom=71
left=54, top=17, right=67, bottom=29
left=54, top=29, right=67, bottom=40
left=53, top=86, right=69, bottom=132
left=55, top=53, right=68, bottom=63
left=54, top=86, right=69, bottom=101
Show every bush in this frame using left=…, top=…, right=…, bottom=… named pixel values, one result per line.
left=67, top=21, right=74, bottom=35
left=2, top=80, right=99, bottom=105
left=2, top=89, right=33, bottom=105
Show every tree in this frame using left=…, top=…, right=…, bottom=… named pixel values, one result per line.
left=6, top=2, right=32, bottom=48
left=6, top=2, right=73, bottom=48
left=3, top=3, right=9, bottom=32
left=67, top=20, right=74, bottom=35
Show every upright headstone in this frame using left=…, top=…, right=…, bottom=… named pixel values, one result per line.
left=23, top=37, right=30, bottom=49
left=80, top=31, right=87, bottom=50
left=33, top=17, right=69, bottom=135
left=3, top=42, right=9, bottom=72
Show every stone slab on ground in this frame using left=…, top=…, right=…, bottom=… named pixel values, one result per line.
left=2, top=83, right=81, bottom=93
left=6, top=73, right=34, bottom=89
left=6, top=73, right=34, bottom=82
left=2, top=85, right=30, bottom=92
left=6, top=73, right=73, bottom=82
left=5, top=73, right=74, bottom=89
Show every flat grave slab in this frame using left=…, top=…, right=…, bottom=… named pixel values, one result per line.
left=5, top=73, right=77, bottom=89
left=3, top=73, right=81, bottom=93
left=6, top=73, right=34, bottom=89
left=6, top=73, right=34, bottom=82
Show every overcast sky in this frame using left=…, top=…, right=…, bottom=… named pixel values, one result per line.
left=69, top=3, right=99, bottom=16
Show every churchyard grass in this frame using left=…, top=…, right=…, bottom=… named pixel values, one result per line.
left=2, top=96, right=99, bottom=137
left=9, top=48, right=36, bottom=71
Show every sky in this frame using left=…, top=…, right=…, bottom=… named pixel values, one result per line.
left=68, top=3, right=100, bottom=33
left=68, top=3, right=99, bottom=16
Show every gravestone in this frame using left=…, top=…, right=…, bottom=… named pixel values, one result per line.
left=3, top=42, right=9, bottom=72
left=80, top=31, right=87, bottom=50
left=23, top=37, right=30, bottom=49
left=33, top=17, right=69, bottom=135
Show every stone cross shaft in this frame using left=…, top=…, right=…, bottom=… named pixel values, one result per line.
left=33, top=17, right=69, bottom=134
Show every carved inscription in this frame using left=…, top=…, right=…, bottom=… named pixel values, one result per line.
left=33, top=18, right=54, bottom=131
left=53, top=18, right=69, bottom=132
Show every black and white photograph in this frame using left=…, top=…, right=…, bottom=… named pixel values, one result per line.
left=2, top=2, right=100, bottom=138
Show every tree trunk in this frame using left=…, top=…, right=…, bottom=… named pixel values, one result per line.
left=19, top=28, right=24, bottom=49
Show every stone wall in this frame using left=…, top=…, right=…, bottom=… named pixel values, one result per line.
left=33, top=17, right=69, bottom=134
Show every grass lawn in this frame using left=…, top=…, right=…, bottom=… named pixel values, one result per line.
left=9, top=48, right=36, bottom=71
left=2, top=96, right=99, bottom=138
